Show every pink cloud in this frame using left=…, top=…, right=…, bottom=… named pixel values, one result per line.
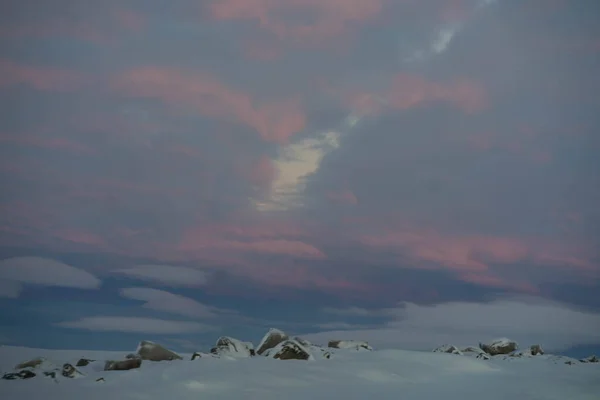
left=0, top=59, right=90, bottom=91
left=111, top=67, right=306, bottom=143
left=326, top=190, right=358, bottom=205
left=0, top=133, right=94, bottom=154
left=360, top=229, right=596, bottom=274
left=209, top=0, right=383, bottom=45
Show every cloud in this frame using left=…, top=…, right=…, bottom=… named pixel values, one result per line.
left=111, top=67, right=306, bottom=143
left=115, top=265, right=209, bottom=287
left=0, top=280, right=21, bottom=298
left=306, top=296, right=600, bottom=352
left=0, top=257, right=101, bottom=292
left=119, top=287, right=218, bottom=319
left=0, top=59, right=90, bottom=91
left=208, top=0, right=384, bottom=45
left=56, top=316, right=214, bottom=334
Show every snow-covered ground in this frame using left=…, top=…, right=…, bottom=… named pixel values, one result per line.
left=1, top=344, right=599, bottom=400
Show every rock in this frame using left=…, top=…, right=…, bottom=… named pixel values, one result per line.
left=191, top=352, right=202, bottom=360
left=530, top=345, right=544, bottom=356
left=479, top=338, right=518, bottom=356
left=580, top=355, right=598, bottom=363
left=76, top=358, right=95, bottom=367
left=61, top=363, right=83, bottom=378
left=126, top=353, right=141, bottom=359
left=266, top=340, right=312, bottom=361
left=2, top=370, right=37, bottom=380
left=136, top=340, right=182, bottom=362
left=15, top=357, right=45, bottom=369
left=44, top=371, right=57, bottom=379
left=104, top=358, right=142, bottom=371
left=96, top=377, right=105, bottom=383
left=328, top=340, right=373, bottom=351
left=257, top=328, right=289, bottom=355
left=565, top=360, right=575, bottom=365
left=211, top=336, right=254, bottom=358
left=433, top=344, right=463, bottom=355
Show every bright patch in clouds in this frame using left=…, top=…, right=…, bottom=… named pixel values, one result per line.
left=254, top=131, right=342, bottom=211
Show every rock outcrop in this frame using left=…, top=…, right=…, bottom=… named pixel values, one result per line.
left=530, top=345, right=544, bottom=356
left=257, top=329, right=289, bottom=355
left=264, top=339, right=312, bottom=360
left=136, top=340, right=182, bottom=361
left=580, top=355, right=598, bottom=363
left=104, top=358, right=142, bottom=371
left=2, top=370, right=37, bottom=380
left=61, top=363, right=83, bottom=378
left=328, top=340, right=373, bottom=351
left=15, top=357, right=45, bottom=369
left=76, top=358, right=95, bottom=367
left=211, top=336, right=254, bottom=358
left=479, top=338, right=518, bottom=356
left=433, top=344, right=463, bottom=355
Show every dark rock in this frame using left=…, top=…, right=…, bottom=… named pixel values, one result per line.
left=580, top=355, right=599, bottom=363
left=62, top=363, right=82, bottom=378
left=191, top=352, right=202, bottom=360
left=3, top=370, right=37, bottom=380
left=96, top=377, right=105, bottom=383
left=104, top=358, right=142, bottom=371
left=328, top=340, right=372, bottom=351
left=15, top=357, right=45, bottom=370
left=530, top=345, right=544, bottom=356
left=44, top=371, right=56, bottom=379
left=257, top=329, right=289, bottom=355
left=565, top=360, right=575, bottom=365
left=136, top=340, right=182, bottom=362
left=76, top=358, right=95, bottom=367
left=271, top=340, right=311, bottom=360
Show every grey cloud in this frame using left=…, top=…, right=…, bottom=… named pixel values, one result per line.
left=307, top=296, right=600, bottom=352
left=115, top=264, right=209, bottom=287
left=56, top=316, right=215, bottom=334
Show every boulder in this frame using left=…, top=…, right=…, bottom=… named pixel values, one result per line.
left=76, top=358, right=95, bottom=367
left=257, top=328, right=289, bottom=355
left=328, top=340, right=373, bottom=351
left=191, top=352, right=202, bottom=360
left=211, top=336, right=254, bottom=358
left=265, top=340, right=312, bottom=361
left=580, top=355, right=598, bottom=363
left=136, top=340, right=182, bottom=362
left=104, top=358, right=142, bottom=371
left=61, top=363, right=83, bottom=378
left=433, top=344, right=463, bottom=355
left=2, top=370, right=37, bottom=380
left=15, top=357, right=45, bottom=370
left=479, top=338, right=518, bottom=356
left=530, top=344, right=544, bottom=356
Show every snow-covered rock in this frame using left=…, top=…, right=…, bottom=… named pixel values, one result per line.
left=479, top=338, right=518, bottom=356
left=136, top=340, right=182, bottom=362
left=104, top=358, right=142, bottom=371
left=461, top=346, right=491, bottom=360
left=328, top=340, right=373, bottom=351
left=432, top=344, right=463, bottom=355
left=257, top=328, right=289, bottom=355
left=211, top=336, right=254, bottom=358
left=530, top=344, right=544, bottom=356
left=263, top=339, right=313, bottom=361
left=580, top=355, right=598, bottom=363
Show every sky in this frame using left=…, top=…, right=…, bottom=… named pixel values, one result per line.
left=0, top=0, right=599, bottom=357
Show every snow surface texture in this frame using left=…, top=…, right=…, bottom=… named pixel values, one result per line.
left=1, top=344, right=599, bottom=400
